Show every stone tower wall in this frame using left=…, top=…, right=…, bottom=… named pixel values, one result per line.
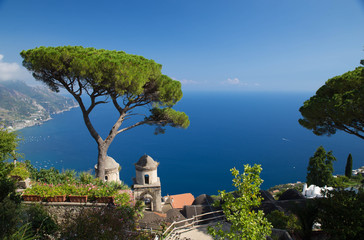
left=135, top=169, right=158, bottom=185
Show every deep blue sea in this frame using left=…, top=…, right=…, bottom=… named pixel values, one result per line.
left=18, top=92, right=364, bottom=197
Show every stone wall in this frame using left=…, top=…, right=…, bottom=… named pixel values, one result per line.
left=22, top=202, right=109, bottom=224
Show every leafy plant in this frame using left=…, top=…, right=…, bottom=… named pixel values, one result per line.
left=9, top=162, right=30, bottom=180
left=290, top=200, right=318, bottom=240
left=23, top=182, right=48, bottom=196
left=93, top=185, right=117, bottom=198
left=79, top=171, right=94, bottom=184
left=317, top=189, right=364, bottom=240
left=266, top=210, right=300, bottom=234
left=22, top=204, right=58, bottom=239
left=0, top=128, right=25, bottom=239
left=2, top=223, right=36, bottom=240
left=0, top=196, right=22, bottom=239
left=208, top=164, right=272, bottom=240
left=59, top=205, right=150, bottom=240
left=114, top=192, right=131, bottom=206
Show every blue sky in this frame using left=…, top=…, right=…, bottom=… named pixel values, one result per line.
left=0, top=0, right=363, bottom=91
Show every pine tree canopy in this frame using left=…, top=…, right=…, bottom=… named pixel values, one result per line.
left=299, top=65, right=364, bottom=140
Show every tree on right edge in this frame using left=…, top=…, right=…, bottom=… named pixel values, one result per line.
left=306, top=146, right=336, bottom=187
left=299, top=61, right=364, bottom=140
left=208, top=164, right=272, bottom=240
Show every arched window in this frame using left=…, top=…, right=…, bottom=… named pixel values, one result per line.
left=105, top=175, right=108, bottom=181
left=145, top=174, right=149, bottom=184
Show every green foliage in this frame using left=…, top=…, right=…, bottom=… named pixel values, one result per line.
left=10, top=162, right=30, bottom=180
left=22, top=204, right=58, bottom=239
left=331, top=174, right=362, bottom=189
left=114, top=192, right=131, bottom=206
left=79, top=171, right=94, bottom=184
left=345, top=153, right=353, bottom=178
left=0, top=196, right=22, bottom=238
left=59, top=205, right=150, bottom=240
left=299, top=65, right=364, bottom=140
left=306, top=146, right=336, bottom=187
left=26, top=165, right=79, bottom=185
left=147, top=107, right=190, bottom=130
left=208, top=164, right=272, bottom=240
left=2, top=223, right=36, bottom=240
left=317, top=189, right=364, bottom=240
left=0, top=128, right=23, bottom=238
left=23, top=162, right=130, bottom=200
left=266, top=210, right=300, bottom=234
left=25, top=162, right=129, bottom=188
left=0, top=130, right=56, bottom=240
left=290, top=200, right=319, bottom=240
left=0, top=127, right=19, bottom=161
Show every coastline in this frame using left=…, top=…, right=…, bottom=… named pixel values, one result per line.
left=8, top=105, right=79, bottom=132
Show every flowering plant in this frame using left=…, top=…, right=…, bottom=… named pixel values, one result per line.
left=23, top=182, right=48, bottom=196
left=114, top=192, right=131, bottom=206
left=93, top=185, right=117, bottom=198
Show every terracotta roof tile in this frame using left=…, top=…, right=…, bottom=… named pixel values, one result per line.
left=170, top=193, right=195, bottom=209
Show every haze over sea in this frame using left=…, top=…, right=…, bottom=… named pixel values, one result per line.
left=18, top=92, right=364, bottom=197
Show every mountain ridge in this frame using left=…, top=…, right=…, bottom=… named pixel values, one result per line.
left=0, top=80, right=78, bottom=130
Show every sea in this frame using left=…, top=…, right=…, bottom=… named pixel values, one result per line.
left=18, top=91, right=364, bottom=197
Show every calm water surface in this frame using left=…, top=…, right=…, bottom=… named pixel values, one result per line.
left=18, top=92, right=364, bottom=197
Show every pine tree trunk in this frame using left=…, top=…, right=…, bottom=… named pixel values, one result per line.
left=96, top=143, right=108, bottom=181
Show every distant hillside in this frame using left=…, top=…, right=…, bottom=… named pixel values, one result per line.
left=0, top=80, right=77, bottom=130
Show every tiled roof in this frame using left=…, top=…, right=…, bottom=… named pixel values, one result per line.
left=170, top=193, right=195, bottom=209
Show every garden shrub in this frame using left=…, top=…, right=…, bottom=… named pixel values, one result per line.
left=0, top=196, right=22, bottom=239
left=25, top=161, right=129, bottom=191
left=22, top=204, right=58, bottom=239
left=290, top=200, right=318, bottom=240
left=317, top=189, right=364, bottom=240
left=60, top=205, right=150, bottom=240
left=0, top=157, right=23, bottom=239
left=9, top=162, right=30, bottom=180
left=266, top=210, right=300, bottom=234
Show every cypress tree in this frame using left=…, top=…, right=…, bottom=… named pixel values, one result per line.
left=306, top=146, right=336, bottom=187
left=345, top=153, right=353, bottom=178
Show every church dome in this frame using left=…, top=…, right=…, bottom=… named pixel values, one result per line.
left=95, top=156, right=119, bottom=170
left=135, top=155, right=159, bottom=171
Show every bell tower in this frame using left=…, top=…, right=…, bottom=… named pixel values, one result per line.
left=132, top=155, right=162, bottom=212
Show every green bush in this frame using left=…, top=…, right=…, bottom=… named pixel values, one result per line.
left=25, top=161, right=129, bottom=190
left=266, top=210, right=300, bottom=233
left=0, top=197, right=22, bottom=239
left=60, top=205, right=150, bottom=240
left=9, top=162, right=30, bottom=180
left=290, top=200, right=319, bottom=240
left=114, top=192, right=131, bottom=206
left=317, top=189, right=364, bottom=240
left=22, top=204, right=58, bottom=239
left=332, top=175, right=349, bottom=188
left=79, top=171, right=94, bottom=184
left=2, top=223, right=36, bottom=240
